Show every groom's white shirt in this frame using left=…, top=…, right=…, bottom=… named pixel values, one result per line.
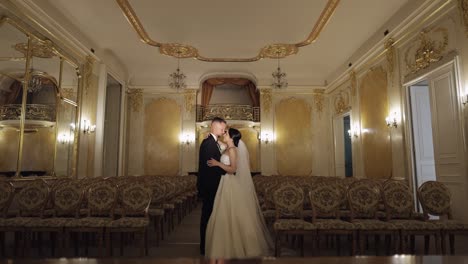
left=210, top=133, right=217, bottom=142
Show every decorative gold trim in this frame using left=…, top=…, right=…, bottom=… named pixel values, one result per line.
left=313, top=93, right=324, bottom=115
left=184, top=90, right=196, bottom=114
left=260, top=89, right=272, bottom=115
left=115, top=0, right=340, bottom=62
left=14, top=39, right=55, bottom=58
left=459, top=0, right=468, bottom=37
left=82, top=55, right=94, bottom=95
left=404, top=27, right=448, bottom=75
left=349, top=70, right=357, bottom=97
left=0, top=57, right=26, bottom=61
left=334, top=90, right=350, bottom=115
left=384, top=38, right=395, bottom=85
left=127, top=88, right=143, bottom=112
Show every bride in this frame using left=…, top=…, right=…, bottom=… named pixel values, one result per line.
left=206, top=128, right=273, bottom=259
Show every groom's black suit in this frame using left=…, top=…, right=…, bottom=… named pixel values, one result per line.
left=197, top=134, right=226, bottom=255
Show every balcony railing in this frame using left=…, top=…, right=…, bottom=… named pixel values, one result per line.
left=0, top=104, right=56, bottom=122
left=196, top=104, right=260, bottom=122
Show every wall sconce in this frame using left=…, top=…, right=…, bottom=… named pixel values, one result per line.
left=385, top=112, right=398, bottom=128
left=70, top=123, right=76, bottom=131
left=57, top=133, right=72, bottom=144
left=82, top=119, right=96, bottom=134
left=179, top=133, right=195, bottom=146
left=462, top=94, right=468, bottom=106
left=260, top=132, right=275, bottom=144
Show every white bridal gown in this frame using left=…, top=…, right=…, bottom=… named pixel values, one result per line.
left=205, top=140, right=272, bottom=259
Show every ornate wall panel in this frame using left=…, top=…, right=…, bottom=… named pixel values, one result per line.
left=359, top=67, right=392, bottom=179
left=238, top=127, right=259, bottom=172
left=275, top=98, right=313, bottom=176
left=144, top=98, right=180, bottom=175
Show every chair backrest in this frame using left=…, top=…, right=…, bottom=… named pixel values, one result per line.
left=17, top=179, right=49, bottom=217
left=417, top=181, right=452, bottom=218
left=309, top=179, right=341, bottom=220
left=148, top=178, right=167, bottom=206
left=382, top=180, right=414, bottom=219
left=87, top=180, right=117, bottom=217
left=53, top=180, right=83, bottom=217
left=0, top=181, right=14, bottom=217
left=273, top=183, right=304, bottom=219
left=347, top=179, right=381, bottom=219
left=120, top=181, right=152, bottom=216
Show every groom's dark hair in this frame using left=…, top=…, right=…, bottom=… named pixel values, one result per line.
left=211, top=117, right=226, bottom=124
left=228, top=128, right=242, bottom=147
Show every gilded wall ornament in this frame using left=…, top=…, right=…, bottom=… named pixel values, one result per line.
left=260, top=89, right=272, bottom=115
left=184, top=90, right=196, bottom=114
left=384, top=38, right=395, bottom=85
left=349, top=70, right=357, bottom=97
left=127, top=88, right=143, bottom=112
left=61, top=88, right=75, bottom=99
left=313, top=92, right=324, bottom=115
left=334, top=91, right=350, bottom=115
left=116, top=0, right=339, bottom=62
left=14, top=40, right=55, bottom=58
left=404, top=27, right=448, bottom=75
left=459, top=0, right=468, bottom=37
left=82, top=56, right=95, bottom=94
left=160, top=43, right=199, bottom=58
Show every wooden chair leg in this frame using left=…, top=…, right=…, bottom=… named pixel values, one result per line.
left=441, top=233, right=447, bottom=255
left=275, top=232, right=281, bottom=257
left=145, top=229, right=149, bottom=256
left=351, top=233, right=356, bottom=256
left=359, top=233, right=365, bottom=255
left=435, top=234, right=441, bottom=255
left=0, top=232, right=4, bottom=257
left=424, top=235, right=430, bottom=254
left=449, top=234, right=455, bottom=255
left=300, top=235, right=304, bottom=257
left=120, top=233, right=124, bottom=256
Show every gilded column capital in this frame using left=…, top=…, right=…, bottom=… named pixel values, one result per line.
left=260, top=89, right=272, bottom=115
left=127, top=88, right=143, bottom=112
left=313, top=92, right=325, bottom=116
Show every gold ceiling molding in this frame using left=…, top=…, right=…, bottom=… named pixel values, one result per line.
left=459, top=0, right=468, bottom=37
left=127, top=88, right=143, bottom=112
left=115, top=0, right=340, bottom=62
left=334, top=90, right=350, bottom=115
left=404, top=27, right=448, bottom=75
left=384, top=38, right=395, bottom=85
left=260, top=89, right=272, bottom=114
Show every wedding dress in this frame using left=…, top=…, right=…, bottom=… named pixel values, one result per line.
left=205, top=140, right=273, bottom=259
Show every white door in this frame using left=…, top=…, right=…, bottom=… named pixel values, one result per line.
left=410, top=85, right=436, bottom=188
left=333, top=115, right=345, bottom=177
left=427, top=62, right=467, bottom=221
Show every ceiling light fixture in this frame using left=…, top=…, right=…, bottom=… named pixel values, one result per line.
left=169, top=55, right=186, bottom=90
left=271, top=53, right=288, bottom=89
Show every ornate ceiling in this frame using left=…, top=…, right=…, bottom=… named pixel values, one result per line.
left=14, top=0, right=409, bottom=87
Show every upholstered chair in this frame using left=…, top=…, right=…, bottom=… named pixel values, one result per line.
left=382, top=180, right=440, bottom=254
left=347, top=179, right=398, bottom=255
left=106, top=181, right=152, bottom=256
left=65, top=180, right=117, bottom=257
left=273, top=183, right=316, bottom=257
left=418, top=181, right=468, bottom=254
left=309, top=179, right=357, bottom=255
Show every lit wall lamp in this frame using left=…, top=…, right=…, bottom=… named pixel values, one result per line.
left=179, top=132, right=195, bottom=146
left=347, top=127, right=359, bottom=138
left=57, top=133, right=72, bottom=144
left=260, top=132, right=275, bottom=144
left=82, top=119, right=96, bottom=134
left=462, top=94, right=468, bottom=106
left=385, top=112, right=398, bottom=128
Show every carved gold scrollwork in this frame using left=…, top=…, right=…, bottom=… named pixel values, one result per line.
left=0, top=104, right=55, bottom=122
left=260, top=44, right=299, bottom=59
left=313, top=92, right=324, bottom=115
left=184, top=90, right=196, bottom=114
left=334, top=91, right=350, bottom=115
left=404, top=27, right=448, bottom=75
left=260, top=89, right=272, bottom=115
left=160, top=43, right=199, bottom=58
left=14, top=40, right=55, bottom=58
left=127, top=88, right=143, bottom=112
left=459, top=0, right=468, bottom=37
left=203, top=105, right=255, bottom=121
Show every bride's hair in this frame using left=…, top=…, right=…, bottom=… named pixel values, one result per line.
left=228, top=128, right=242, bottom=147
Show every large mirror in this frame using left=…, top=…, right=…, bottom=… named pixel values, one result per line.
left=333, top=111, right=353, bottom=177
left=0, top=17, right=81, bottom=178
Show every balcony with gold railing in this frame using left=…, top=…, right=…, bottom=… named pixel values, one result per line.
left=196, top=104, right=260, bottom=122
left=0, top=104, right=56, bottom=128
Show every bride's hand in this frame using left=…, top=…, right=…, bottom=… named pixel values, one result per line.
left=207, top=158, right=220, bottom=167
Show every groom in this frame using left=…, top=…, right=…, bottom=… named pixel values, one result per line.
left=197, top=117, right=227, bottom=255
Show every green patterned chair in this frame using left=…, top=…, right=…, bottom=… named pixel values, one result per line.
left=382, top=180, right=440, bottom=254
left=106, top=181, right=152, bottom=256
left=27, top=180, right=83, bottom=257
left=347, top=179, right=398, bottom=255
left=65, top=180, right=117, bottom=257
left=418, top=181, right=468, bottom=254
left=309, top=179, right=357, bottom=255
left=147, top=177, right=167, bottom=245
left=273, top=183, right=316, bottom=257
left=0, top=181, right=15, bottom=256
